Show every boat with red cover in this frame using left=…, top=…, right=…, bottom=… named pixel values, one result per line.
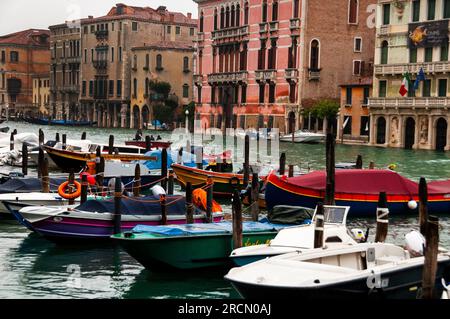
left=125, top=140, right=172, bottom=149
left=265, top=169, right=450, bottom=216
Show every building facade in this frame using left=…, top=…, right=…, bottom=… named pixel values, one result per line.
left=0, top=29, right=50, bottom=118
left=32, top=74, right=50, bottom=115
left=194, top=0, right=376, bottom=133
left=368, top=0, right=450, bottom=151
left=131, top=42, right=195, bottom=128
left=78, top=4, right=197, bottom=128
left=49, top=23, right=81, bottom=120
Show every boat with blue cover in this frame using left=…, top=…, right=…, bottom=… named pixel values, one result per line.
left=111, top=216, right=313, bottom=270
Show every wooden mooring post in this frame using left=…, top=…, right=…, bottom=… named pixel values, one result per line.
left=133, top=164, right=141, bottom=197
left=113, top=177, right=122, bottom=235
left=68, top=172, right=76, bottom=205
left=168, top=169, right=174, bottom=195
left=41, top=158, right=50, bottom=193
left=185, top=182, right=194, bottom=224
left=375, top=192, right=389, bottom=243
left=355, top=155, right=363, bottom=169
left=232, top=188, right=243, bottom=249
left=80, top=173, right=88, bottom=204
left=314, top=202, right=324, bottom=248
left=243, top=135, right=250, bottom=187
left=10, top=132, right=14, bottom=151
left=279, top=153, right=286, bottom=176
left=55, top=133, right=60, bottom=143
left=62, top=134, right=67, bottom=150
left=145, top=136, right=151, bottom=152
left=419, top=177, right=428, bottom=236
left=81, top=132, right=87, bottom=140
left=161, top=148, right=168, bottom=191
left=206, top=176, right=214, bottom=223
left=369, top=161, right=375, bottom=169
left=251, top=173, right=260, bottom=222
left=325, top=132, right=335, bottom=205
left=37, top=148, right=45, bottom=179
left=422, top=215, right=439, bottom=299
left=160, top=194, right=167, bottom=225
left=288, top=165, right=294, bottom=178
left=38, top=129, right=44, bottom=146
left=22, top=143, right=28, bottom=176
left=108, top=135, right=114, bottom=155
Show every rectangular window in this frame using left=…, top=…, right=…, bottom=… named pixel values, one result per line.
left=190, top=28, right=194, bottom=36
left=90, top=25, right=95, bottom=33
left=354, top=38, right=362, bottom=52
left=441, top=44, right=448, bottom=61
left=343, top=116, right=352, bottom=135
left=445, top=0, right=450, bottom=18
left=84, top=26, right=88, bottom=34
left=360, top=116, right=369, bottom=136
left=167, top=26, right=171, bottom=34
left=383, top=4, right=390, bottom=25
left=10, top=51, right=19, bottom=63
left=89, top=80, right=94, bottom=96
left=241, top=85, right=247, bottom=103
left=412, top=0, right=420, bottom=22
left=132, top=22, right=138, bottom=31
left=108, top=80, right=114, bottom=96
left=427, top=0, right=436, bottom=20
left=346, top=87, right=353, bottom=105
left=425, top=47, right=433, bottom=62
left=353, top=60, right=362, bottom=75
left=183, top=85, right=189, bottom=98
left=410, top=47, right=417, bottom=63
left=408, top=80, right=416, bottom=97
left=379, top=80, right=387, bottom=97
left=269, top=84, right=275, bottom=103
left=423, top=79, right=431, bottom=97
left=363, top=87, right=370, bottom=104
left=91, top=49, right=94, bottom=62
left=1, top=50, right=5, bottom=63
left=211, top=85, right=216, bottom=104
left=82, top=81, right=86, bottom=96
left=438, top=79, right=447, bottom=97
left=176, top=26, right=181, bottom=35
left=117, top=80, right=122, bottom=97
left=112, top=23, right=115, bottom=32
left=259, top=84, right=265, bottom=103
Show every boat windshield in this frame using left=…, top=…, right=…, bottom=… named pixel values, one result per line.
left=323, top=206, right=348, bottom=225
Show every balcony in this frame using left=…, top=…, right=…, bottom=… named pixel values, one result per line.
left=285, top=68, right=299, bottom=81
left=368, top=97, right=450, bottom=109
left=207, top=71, right=248, bottom=84
left=308, top=69, right=321, bottom=81
left=374, top=61, right=450, bottom=76
left=95, top=30, right=109, bottom=40
left=194, top=74, right=203, bottom=86
left=65, top=56, right=81, bottom=64
left=255, top=70, right=277, bottom=82
left=93, top=60, right=107, bottom=70
left=62, top=85, right=80, bottom=93
left=290, top=18, right=300, bottom=30
left=259, top=23, right=268, bottom=33
left=197, top=32, right=204, bottom=42
left=211, top=26, right=249, bottom=41
left=269, top=21, right=279, bottom=32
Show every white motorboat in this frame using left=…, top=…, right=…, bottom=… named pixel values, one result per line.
left=225, top=242, right=450, bottom=299
left=230, top=206, right=365, bottom=266
left=280, top=130, right=325, bottom=143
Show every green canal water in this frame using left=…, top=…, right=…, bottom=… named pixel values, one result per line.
left=0, top=122, right=449, bottom=299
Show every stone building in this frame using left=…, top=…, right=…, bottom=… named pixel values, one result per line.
left=78, top=4, right=197, bottom=128
left=49, top=23, right=81, bottom=120
left=0, top=29, right=50, bottom=117
left=193, top=0, right=376, bottom=133
left=32, top=74, right=50, bottom=115
left=130, top=42, right=195, bottom=128
left=368, top=0, right=450, bottom=151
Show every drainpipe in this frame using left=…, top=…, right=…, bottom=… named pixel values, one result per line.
left=297, top=0, right=308, bottom=132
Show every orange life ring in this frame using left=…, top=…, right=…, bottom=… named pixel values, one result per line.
left=58, top=181, right=82, bottom=200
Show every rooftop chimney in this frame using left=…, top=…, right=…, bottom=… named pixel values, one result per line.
left=157, top=6, right=167, bottom=12
left=88, top=15, right=93, bottom=19
left=187, top=13, right=192, bottom=19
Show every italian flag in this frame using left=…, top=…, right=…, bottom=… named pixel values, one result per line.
left=399, top=73, right=410, bottom=97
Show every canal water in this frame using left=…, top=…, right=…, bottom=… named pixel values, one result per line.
left=0, top=122, right=449, bottom=299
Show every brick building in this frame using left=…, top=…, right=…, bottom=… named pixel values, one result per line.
left=194, top=0, right=376, bottom=133
left=0, top=29, right=50, bottom=118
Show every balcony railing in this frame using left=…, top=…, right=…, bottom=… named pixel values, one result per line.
left=211, top=26, right=249, bottom=41
left=207, top=71, right=248, bottom=84
left=197, top=32, right=204, bottom=42
left=194, top=74, right=203, bottom=85
left=285, top=68, right=299, bottom=81
left=374, top=61, right=450, bottom=75
left=308, top=69, right=321, bottom=81
left=368, top=97, right=450, bottom=108
left=93, top=60, right=107, bottom=70
left=95, top=30, right=109, bottom=40
left=269, top=21, right=279, bottom=32
left=290, top=18, right=300, bottom=30
left=65, top=56, right=81, bottom=64
left=259, top=23, right=268, bottom=33
left=255, top=70, right=277, bottom=82
left=62, top=85, right=80, bottom=93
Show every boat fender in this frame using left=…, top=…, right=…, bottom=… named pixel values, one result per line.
left=58, top=181, right=82, bottom=200
left=405, top=230, right=425, bottom=257
left=151, top=185, right=166, bottom=197
left=407, top=200, right=418, bottom=210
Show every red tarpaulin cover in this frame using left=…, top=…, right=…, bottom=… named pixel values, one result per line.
left=285, top=170, right=425, bottom=196
left=428, top=180, right=450, bottom=194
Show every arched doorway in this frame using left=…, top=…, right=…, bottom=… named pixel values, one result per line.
left=142, top=105, right=150, bottom=129
left=376, top=117, right=386, bottom=144
left=436, top=118, right=448, bottom=151
left=404, top=117, right=415, bottom=150
left=133, top=105, right=140, bottom=129
left=288, top=112, right=296, bottom=134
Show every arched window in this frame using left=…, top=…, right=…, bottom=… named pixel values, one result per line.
left=380, top=41, right=388, bottom=65
left=183, top=57, right=189, bottom=71
left=231, top=5, right=236, bottom=27
left=244, top=2, right=249, bottom=25
left=348, top=0, right=358, bottom=24
left=236, top=4, right=241, bottom=26
left=226, top=6, right=230, bottom=28
left=145, top=54, right=149, bottom=69
left=293, top=0, right=300, bottom=18
left=272, top=1, right=279, bottom=21
left=133, top=54, right=137, bottom=69
left=200, top=11, right=204, bottom=32
left=262, top=0, right=268, bottom=23
left=214, top=9, right=218, bottom=30
left=145, top=78, right=149, bottom=95
left=133, top=78, right=137, bottom=97
left=220, top=7, right=225, bottom=29
left=156, top=54, right=163, bottom=70
left=310, top=40, right=320, bottom=70
left=183, top=84, right=189, bottom=98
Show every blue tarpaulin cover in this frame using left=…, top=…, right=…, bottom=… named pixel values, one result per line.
left=0, top=177, right=66, bottom=194
left=131, top=221, right=293, bottom=237
left=141, top=149, right=208, bottom=170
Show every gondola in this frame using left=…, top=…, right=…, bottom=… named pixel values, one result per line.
left=23, top=117, right=97, bottom=127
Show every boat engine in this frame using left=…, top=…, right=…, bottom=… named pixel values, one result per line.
left=405, top=230, right=425, bottom=257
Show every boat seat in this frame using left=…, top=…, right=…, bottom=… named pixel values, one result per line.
left=376, top=255, right=404, bottom=266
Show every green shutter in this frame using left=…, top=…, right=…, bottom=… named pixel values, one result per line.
left=445, top=0, right=450, bottom=18
left=425, top=47, right=433, bottom=62
left=423, top=80, right=431, bottom=97
left=410, top=48, right=417, bottom=63
left=438, top=79, right=447, bottom=97
left=413, top=1, right=421, bottom=22
left=428, top=0, right=436, bottom=20
left=379, top=81, right=387, bottom=97
left=383, top=4, right=390, bottom=25
left=441, top=44, right=449, bottom=61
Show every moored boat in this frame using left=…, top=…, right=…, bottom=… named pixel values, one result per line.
left=23, top=117, right=97, bottom=127
left=125, top=140, right=172, bottom=149
left=265, top=169, right=450, bottom=216
left=280, top=130, right=325, bottom=143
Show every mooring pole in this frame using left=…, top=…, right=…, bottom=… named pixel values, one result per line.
left=196, top=149, right=204, bottom=170
left=251, top=173, right=260, bottom=222
left=161, top=148, right=168, bottom=191
left=369, top=161, right=375, bottom=169
left=22, top=143, right=28, bottom=176
left=375, top=192, right=389, bottom=243
left=356, top=155, right=363, bottom=169
left=10, top=132, right=14, bottom=151
left=113, top=177, right=122, bottom=235
left=55, top=133, right=60, bottom=143
left=206, top=176, right=214, bottom=223
left=133, top=164, right=141, bottom=197
left=108, top=135, right=114, bottom=155
left=96, top=156, right=105, bottom=193
left=81, top=132, right=86, bottom=140
left=325, top=132, right=335, bottom=205
left=160, top=194, right=167, bottom=225
left=80, top=173, right=88, bottom=204
left=185, top=182, right=194, bottom=224
left=37, top=148, right=44, bottom=178
left=145, top=135, right=151, bottom=152
left=38, top=129, right=44, bottom=146
left=419, top=177, right=428, bottom=236
left=314, top=202, right=324, bottom=248
left=168, top=169, right=174, bottom=195
left=279, top=153, right=286, bottom=176
left=232, top=188, right=243, bottom=249
left=243, top=134, right=250, bottom=187
left=41, top=158, right=49, bottom=193
left=422, top=215, right=439, bottom=299
left=68, top=172, right=75, bottom=205
left=62, top=134, right=67, bottom=150
left=288, top=164, right=294, bottom=178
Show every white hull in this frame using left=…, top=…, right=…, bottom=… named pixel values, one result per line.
left=280, top=131, right=325, bottom=143
left=0, top=192, right=76, bottom=215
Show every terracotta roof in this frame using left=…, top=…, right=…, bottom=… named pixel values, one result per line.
left=0, top=29, right=50, bottom=47
left=132, top=41, right=195, bottom=51
left=81, top=3, right=196, bottom=26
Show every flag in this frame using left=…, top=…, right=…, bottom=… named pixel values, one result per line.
left=413, top=68, right=426, bottom=91
left=399, top=74, right=409, bottom=97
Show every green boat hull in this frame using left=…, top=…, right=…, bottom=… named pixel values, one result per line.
left=112, top=231, right=277, bottom=270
